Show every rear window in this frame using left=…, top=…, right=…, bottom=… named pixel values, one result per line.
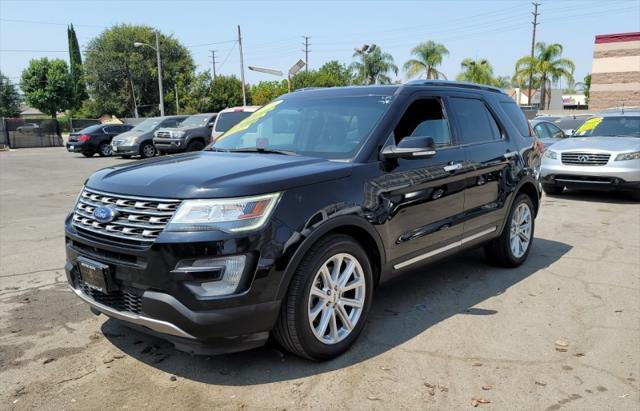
left=215, top=111, right=252, bottom=132
left=500, top=101, right=530, bottom=136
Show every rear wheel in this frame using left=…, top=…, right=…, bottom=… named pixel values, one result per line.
left=542, top=183, right=564, bottom=195
left=186, top=140, right=205, bottom=152
left=485, top=194, right=535, bottom=267
left=273, top=234, right=373, bottom=360
left=139, top=142, right=156, bottom=159
left=97, top=143, right=112, bottom=157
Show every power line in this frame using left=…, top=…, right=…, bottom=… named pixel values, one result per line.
left=186, top=39, right=237, bottom=48
left=217, top=41, right=237, bottom=71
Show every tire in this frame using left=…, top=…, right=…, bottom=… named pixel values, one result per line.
left=97, top=143, right=112, bottom=157
left=542, top=183, right=564, bottom=195
left=81, top=152, right=94, bottom=157
left=139, top=142, right=156, bottom=159
left=186, top=140, right=205, bottom=152
left=273, top=234, right=374, bottom=360
left=485, top=193, right=535, bottom=267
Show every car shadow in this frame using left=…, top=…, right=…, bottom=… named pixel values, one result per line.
left=546, top=189, right=636, bottom=204
left=102, top=237, right=571, bottom=385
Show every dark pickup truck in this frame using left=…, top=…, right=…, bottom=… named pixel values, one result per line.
left=153, top=113, right=217, bottom=154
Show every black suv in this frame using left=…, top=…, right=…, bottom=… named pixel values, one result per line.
left=153, top=113, right=217, bottom=154
left=65, top=82, right=542, bottom=360
left=67, top=124, right=134, bottom=157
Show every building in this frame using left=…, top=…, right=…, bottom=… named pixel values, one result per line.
left=589, top=32, right=640, bottom=110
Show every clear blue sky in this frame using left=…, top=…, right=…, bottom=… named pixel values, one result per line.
left=1, top=0, right=639, bottom=88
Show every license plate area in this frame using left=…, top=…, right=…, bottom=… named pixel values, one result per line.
left=77, top=256, right=117, bottom=293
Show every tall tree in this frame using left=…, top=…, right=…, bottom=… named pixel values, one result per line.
left=20, top=58, right=73, bottom=118
left=83, top=24, right=194, bottom=117
left=209, top=75, right=247, bottom=112
left=514, top=42, right=574, bottom=109
left=351, top=44, right=398, bottom=85
left=455, top=58, right=495, bottom=85
left=250, top=80, right=288, bottom=105
left=0, top=72, right=21, bottom=117
left=513, top=55, right=539, bottom=95
left=67, top=23, right=88, bottom=110
left=403, top=41, right=449, bottom=80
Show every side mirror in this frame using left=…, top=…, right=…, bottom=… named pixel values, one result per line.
left=208, top=121, right=215, bottom=128
left=381, top=136, right=436, bottom=160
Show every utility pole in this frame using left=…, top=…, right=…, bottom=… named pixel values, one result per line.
left=302, top=36, right=311, bottom=72
left=175, top=84, right=179, bottom=114
left=237, top=25, right=247, bottom=106
left=210, top=50, right=217, bottom=79
left=155, top=31, right=165, bottom=116
left=527, top=2, right=540, bottom=106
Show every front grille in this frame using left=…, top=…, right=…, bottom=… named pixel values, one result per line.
left=72, top=188, right=180, bottom=245
left=79, top=282, right=142, bottom=314
left=155, top=131, right=171, bottom=138
left=561, top=152, right=610, bottom=166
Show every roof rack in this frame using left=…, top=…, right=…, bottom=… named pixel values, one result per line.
left=405, top=80, right=506, bottom=95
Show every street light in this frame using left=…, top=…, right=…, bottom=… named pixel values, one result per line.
left=134, top=31, right=164, bottom=116
left=248, top=59, right=306, bottom=93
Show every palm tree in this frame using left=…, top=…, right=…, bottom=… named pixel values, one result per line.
left=455, top=58, right=495, bottom=85
left=350, top=44, right=398, bottom=85
left=513, top=55, right=539, bottom=101
left=403, top=41, right=449, bottom=80
left=514, top=42, right=575, bottom=109
left=493, top=75, right=511, bottom=89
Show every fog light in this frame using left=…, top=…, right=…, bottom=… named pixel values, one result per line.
left=175, top=255, right=246, bottom=297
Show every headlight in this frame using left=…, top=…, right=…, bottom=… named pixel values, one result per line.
left=172, top=130, right=185, bottom=138
left=166, top=193, right=281, bottom=233
left=615, top=151, right=640, bottom=161
left=544, top=150, right=558, bottom=159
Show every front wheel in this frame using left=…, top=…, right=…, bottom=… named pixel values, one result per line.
left=139, top=142, right=156, bottom=159
left=97, top=143, right=112, bottom=157
left=485, top=194, right=535, bottom=267
left=186, top=140, right=205, bottom=152
left=273, top=234, right=373, bottom=360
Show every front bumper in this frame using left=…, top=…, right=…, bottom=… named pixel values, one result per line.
left=64, top=218, right=289, bottom=354
left=112, top=144, right=139, bottom=156
left=540, top=161, right=640, bottom=191
left=153, top=138, right=184, bottom=153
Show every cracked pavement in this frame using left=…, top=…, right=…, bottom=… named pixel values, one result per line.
left=1, top=148, right=639, bottom=410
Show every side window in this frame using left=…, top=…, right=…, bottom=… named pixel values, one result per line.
left=102, top=126, right=114, bottom=134
left=163, top=119, right=178, bottom=128
left=533, top=123, right=551, bottom=139
left=449, top=97, right=501, bottom=144
left=393, top=98, right=453, bottom=147
left=546, top=123, right=564, bottom=138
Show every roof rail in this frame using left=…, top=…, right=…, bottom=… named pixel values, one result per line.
left=405, top=80, right=506, bottom=94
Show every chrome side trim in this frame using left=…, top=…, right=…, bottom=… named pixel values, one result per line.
left=70, top=286, right=196, bottom=339
left=393, top=226, right=497, bottom=270
left=555, top=178, right=611, bottom=184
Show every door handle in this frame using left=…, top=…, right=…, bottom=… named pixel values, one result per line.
left=443, top=163, right=462, bottom=172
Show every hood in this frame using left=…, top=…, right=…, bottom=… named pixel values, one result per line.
left=112, top=130, right=147, bottom=140
left=86, top=151, right=353, bottom=198
left=157, top=125, right=204, bottom=133
left=551, top=136, right=640, bottom=153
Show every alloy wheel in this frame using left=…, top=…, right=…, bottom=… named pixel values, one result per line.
left=142, top=144, right=156, bottom=158
left=509, top=202, right=532, bottom=258
left=307, top=253, right=366, bottom=345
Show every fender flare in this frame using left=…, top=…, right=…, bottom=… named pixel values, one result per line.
left=275, top=214, right=386, bottom=300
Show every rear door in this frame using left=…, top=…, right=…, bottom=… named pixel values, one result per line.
left=446, top=94, right=516, bottom=237
left=377, top=94, right=470, bottom=269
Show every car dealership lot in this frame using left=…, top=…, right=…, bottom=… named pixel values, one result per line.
left=1, top=148, right=638, bottom=410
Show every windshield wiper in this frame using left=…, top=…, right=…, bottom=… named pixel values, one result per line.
left=225, top=148, right=298, bottom=156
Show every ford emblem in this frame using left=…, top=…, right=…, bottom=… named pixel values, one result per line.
left=93, top=206, right=117, bottom=223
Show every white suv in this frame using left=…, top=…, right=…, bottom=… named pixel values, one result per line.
left=210, top=106, right=261, bottom=142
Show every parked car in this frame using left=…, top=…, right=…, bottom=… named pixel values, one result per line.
left=153, top=113, right=217, bottom=154
left=66, top=124, right=134, bottom=157
left=210, top=106, right=261, bottom=141
left=16, top=123, right=40, bottom=133
left=65, top=81, right=541, bottom=360
left=553, top=114, right=591, bottom=136
left=531, top=119, right=567, bottom=148
left=540, top=109, right=640, bottom=199
left=112, top=116, right=187, bottom=159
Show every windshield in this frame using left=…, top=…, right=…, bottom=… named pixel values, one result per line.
left=575, top=116, right=640, bottom=137
left=132, top=118, right=161, bottom=132
left=180, top=115, right=211, bottom=128
left=211, top=96, right=392, bottom=160
left=215, top=111, right=252, bottom=132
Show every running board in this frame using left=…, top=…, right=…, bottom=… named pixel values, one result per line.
left=393, top=226, right=497, bottom=270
